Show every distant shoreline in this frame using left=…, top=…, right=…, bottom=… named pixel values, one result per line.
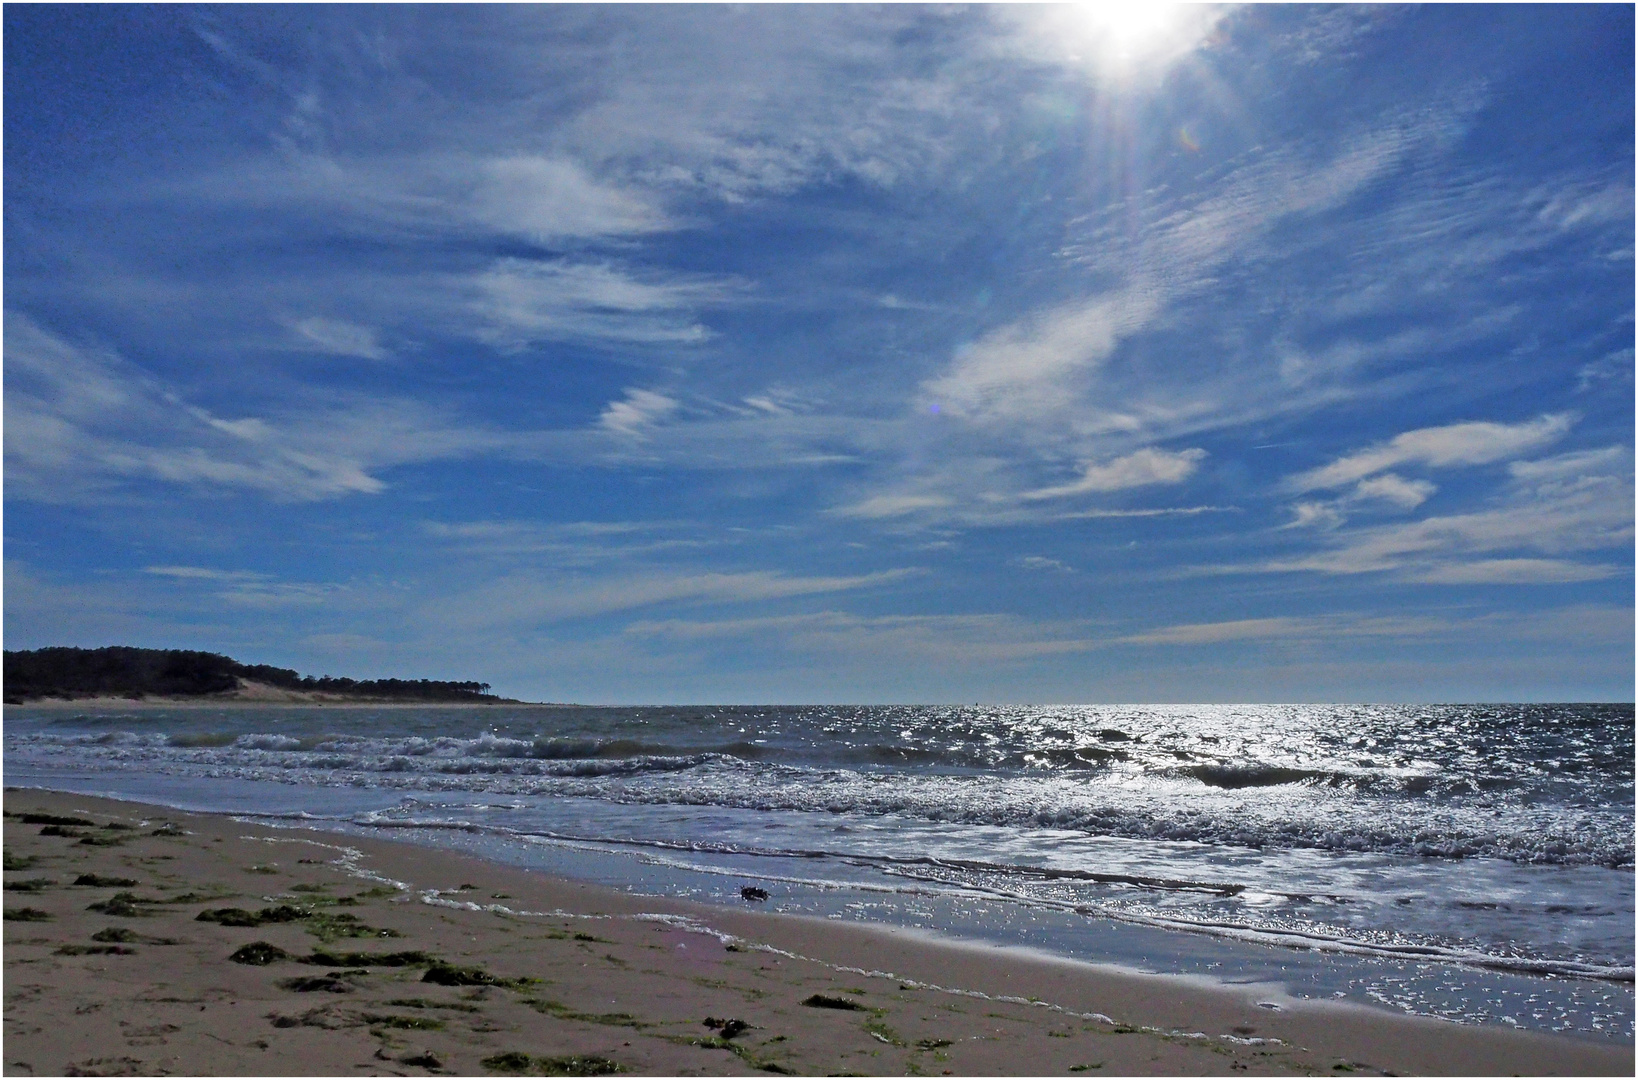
left=6, top=681, right=576, bottom=709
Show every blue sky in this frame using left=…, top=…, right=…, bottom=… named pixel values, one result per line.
left=5, top=5, right=1632, bottom=703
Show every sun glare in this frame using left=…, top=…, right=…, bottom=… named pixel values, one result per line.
left=1082, top=2, right=1184, bottom=55
left=1063, top=2, right=1217, bottom=79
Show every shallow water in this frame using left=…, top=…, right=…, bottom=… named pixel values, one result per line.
left=6, top=702, right=1632, bottom=1040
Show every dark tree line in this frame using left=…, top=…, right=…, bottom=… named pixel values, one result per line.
left=3, top=646, right=500, bottom=704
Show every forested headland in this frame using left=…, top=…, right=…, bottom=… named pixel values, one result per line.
left=3, top=646, right=512, bottom=704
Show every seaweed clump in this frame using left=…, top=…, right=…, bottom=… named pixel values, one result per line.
left=481, top=1052, right=624, bottom=1076
left=305, top=948, right=432, bottom=967
left=229, top=941, right=293, bottom=965
left=86, top=892, right=157, bottom=917
left=421, top=961, right=529, bottom=988
left=5, top=878, right=55, bottom=892
left=801, top=993, right=865, bottom=1010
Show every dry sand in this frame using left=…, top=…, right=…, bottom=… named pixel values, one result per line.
left=4, top=790, right=1629, bottom=1077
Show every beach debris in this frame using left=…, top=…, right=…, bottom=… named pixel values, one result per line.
left=5, top=878, right=55, bottom=892
left=278, top=972, right=364, bottom=993
left=740, top=886, right=769, bottom=901
left=266, top=1005, right=352, bottom=1030
left=194, top=904, right=401, bottom=942
left=800, top=993, right=865, bottom=1010
left=536, top=1055, right=624, bottom=1076
left=91, top=927, right=180, bottom=945
left=521, top=998, right=643, bottom=1028
left=4, top=907, right=53, bottom=921
left=91, top=927, right=140, bottom=942
left=702, top=1016, right=749, bottom=1039
left=481, top=1052, right=624, bottom=1076
left=915, top=1039, right=952, bottom=1050
left=398, top=1051, right=443, bottom=1068
left=62, top=1055, right=148, bottom=1076
left=229, top=941, right=293, bottom=965
left=385, top=997, right=481, bottom=1013
left=421, top=961, right=530, bottom=987
left=54, top=944, right=137, bottom=956
left=196, top=907, right=266, bottom=927
left=480, top=1051, right=534, bottom=1074
left=86, top=892, right=159, bottom=917
left=305, top=948, right=432, bottom=967
left=362, top=1012, right=444, bottom=1030
left=73, top=874, right=138, bottom=888
left=77, top=833, right=128, bottom=847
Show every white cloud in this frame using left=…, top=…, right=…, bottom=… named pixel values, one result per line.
left=1117, top=612, right=1453, bottom=646
left=922, top=288, right=1163, bottom=427
left=1014, top=556, right=1073, bottom=573
left=143, top=566, right=267, bottom=583
left=287, top=316, right=387, bottom=360
left=1119, top=616, right=1311, bottom=646
left=472, top=259, right=725, bottom=348
left=1021, top=447, right=1205, bottom=501
left=432, top=568, right=921, bottom=629
left=468, top=156, right=669, bottom=242
left=1283, top=502, right=1345, bottom=530
left=1351, top=473, right=1436, bottom=509
left=1254, top=444, right=1632, bottom=583
left=625, top=609, right=1106, bottom=663
left=4, top=314, right=505, bottom=503
left=1288, top=414, right=1574, bottom=492
left=1412, top=559, right=1619, bottom=585
left=831, top=493, right=956, bottom=520
left=600, top=389, right=681, bottom=438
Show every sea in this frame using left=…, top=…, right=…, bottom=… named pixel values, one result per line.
left=5, top=702, right=1632, bottom=1042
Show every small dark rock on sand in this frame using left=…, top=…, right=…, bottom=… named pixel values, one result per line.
left=740, top=886, right=769, bottom=901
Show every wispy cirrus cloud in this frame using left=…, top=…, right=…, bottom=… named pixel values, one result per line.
left=1254, top=444, right=1632, bottom=583
left=4, top=315, right=505, bottom=503
left=286, top=316, right=388, bottom=360
left=1286, top=414, right=1574, bottom=493
left=599, top=388, right=682, bottom=438
left=472, top=259, right=732, bottom=349
left=1020, top=448, right=1206, bottom=501
left=430, top=567, right=923, bottom=630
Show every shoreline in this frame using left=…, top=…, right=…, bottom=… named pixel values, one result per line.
left=7, top=696, right=577, bottom=710
left=5, top=789, right=1630, bottom=1076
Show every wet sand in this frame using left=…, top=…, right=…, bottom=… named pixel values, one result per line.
left=4, top=789, right=1629, bottom=1076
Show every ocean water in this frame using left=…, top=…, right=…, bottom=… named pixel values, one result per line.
left=6, top=702, right=1632, bottom=1041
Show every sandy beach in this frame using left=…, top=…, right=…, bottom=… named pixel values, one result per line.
left=3, top=789, right=1629, bottom=1077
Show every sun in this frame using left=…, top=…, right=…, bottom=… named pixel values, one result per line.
left=1066, top=2, right=1219, bottom=80
left=1082, top=2, right=1186, bottom=56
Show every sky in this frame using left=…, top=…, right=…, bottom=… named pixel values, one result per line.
left=4, top=4, right=1632, bottom=704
